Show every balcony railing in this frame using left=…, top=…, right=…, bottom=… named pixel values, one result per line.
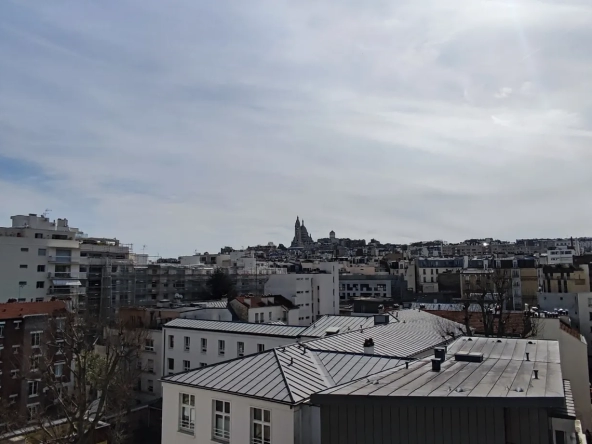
left=48, top=272, right=81, bottom=279
left=48, top=256, right=79, bottom=264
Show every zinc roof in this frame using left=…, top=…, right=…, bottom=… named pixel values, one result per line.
left=164, top=318, right=307, bottom=338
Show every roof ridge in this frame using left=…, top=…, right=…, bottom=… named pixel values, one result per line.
left=273, top=348, right=296, bottom=404
left=307, top=350, right=335, bottom=388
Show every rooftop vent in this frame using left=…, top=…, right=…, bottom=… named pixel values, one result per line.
left=454, top=352, right=484, bottom=363
left=363, top=338, right=375, bottom=355
left=374, top=314, right=389, bottom=325
left=434, top=347, right=446, bottom=362
left=325, top=326, right=340, bottom=336
left=533, top=369, right=539, bottom=379
left=431, top=358, right=441, bottom=372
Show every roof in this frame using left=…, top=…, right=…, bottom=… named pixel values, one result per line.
left=163, top=318, right=307, bottom=338
left=300, top=315, right=375, bottom=338
left=162, top=344, right=404, bottom=405
left=233, top=295, right=295, bottom=309
left=314, top=337, right=564, bottom=406
left=191, top=300, right=228, bottom=309
left=301, top=310, right=464, bottom=357
left=559, top=320, right=583, bottom=341
left=0, top=301, right=67, bottom=320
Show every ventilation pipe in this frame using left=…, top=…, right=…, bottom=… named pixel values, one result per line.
left=363, top=338, right=375, bottom=355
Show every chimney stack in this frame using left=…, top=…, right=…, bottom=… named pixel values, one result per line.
left=363, top=338, right=375, bottom=355
left=431, top=358, right=441, bottom=372
left=434, top=346, right=446, bottom=362
left=533, top=369, right=539, bottom=379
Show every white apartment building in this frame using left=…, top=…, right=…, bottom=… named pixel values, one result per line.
left=264, top=263, right=339, bottom=326
left=540, top=248, right=575, bottom=265
left=160, top=310, right=464, bottom=444
left=162, top=319, right=309, bottom=374
left=0, top=214, right=83, bottom=304
left=229, top=295, right=299, bottom=324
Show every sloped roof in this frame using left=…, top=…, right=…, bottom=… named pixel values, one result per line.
left=192, top=300, right=228, bottom=309
left=0, top=301, right=67, bottom=320
left=163, top=344, right=403, bottom=405
left=300, top=315, right=375, bottom=338
left=164, top=318, right=307, bottom=338
left=427, top=310, right=530, bottom=337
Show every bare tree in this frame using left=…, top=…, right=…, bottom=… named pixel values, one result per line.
left=0, top=311, right=147, bottom=444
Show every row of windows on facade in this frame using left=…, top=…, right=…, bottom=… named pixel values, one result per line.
left=162, top=336, right=264, bottom=360
left=179, top=393, right=271, bottom=444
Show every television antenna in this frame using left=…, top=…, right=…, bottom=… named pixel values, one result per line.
left=43, top=208, right=52, bottom=218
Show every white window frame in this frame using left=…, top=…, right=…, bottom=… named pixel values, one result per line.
left=27, top=403, right=39, bottom=422
left=28, top=380, right=39, bottom=398
left=183, top=360, right=190, bottom=371
left=147, top=359, right=154, bottom=373
left=54, top=362, right=64, bottom=377
left=237, top=342, right=245, bottom=357
left=0, top=322, right=4, bottom=338
left=168, top=358, right=174, bottom=374
left=179, top=393, right=195, bottom=433
left=11, top=369, right=19, bottom=379
left=12, top=345, right=21, bottom=355
left=31, top=331, right=42, bottom=348
left=212, top=400, right=231, bottom=441
left=184, top=336, right=190, bottom=352
left=218, top=340, right=225, bottom=356
left=201, top=338, right=207, bottom=353
left=251, top=407, right=271, bottom=444
left=257, top=344, right=265, bottom=353
left=30, top=355, right=41, bottom=372
left=145, top=338, right=154, bottom=352
left=14, top=320, right=21, bottom=330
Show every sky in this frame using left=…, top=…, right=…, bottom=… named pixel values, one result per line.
left=1, top=0, right=591, bottom=257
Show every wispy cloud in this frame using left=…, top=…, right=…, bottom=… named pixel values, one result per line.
left=1, top=0, right=591, bottom=255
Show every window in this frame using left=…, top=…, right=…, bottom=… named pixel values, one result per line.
left=201, top=338, right=207, bottom=353
left=0, top=322, right=4, bottom=337
left=269, top=312, right=272, bottom=320
left=184, top=336, right=190, bottom=351
left=28, top=381, right=39, bottom=397
left=11, top=369, right=19, bottom=379
left=27, top=404, right=39, bottom=421
left=200, top=362, right=207, bottom=367
left=54, top=363, right=64, bottom=377
left=20, top=264, right=28, bottom=269
left=31, top=356, right=40, bottom=371
left=213, top=400, right=231, bottom=441
left=237, top=342, right=245, bottom=357
left=257, top=344, right=265, bottom=353
left=147, top=359, right=154, bottom=373
left=148, top=379, right=154, bottom=393
left=36, top=281, right=44, bottom=289
left=35, top=233, right=43, bottom=239
left=37, top=248, right=45, bottom=256
left=179, top=393, right=195, bottom=433
left=13, top=345, right=21, bottom=354
left=18, top=281, right=27, bottom=287
left=31, top=332, right=41, bottom=347
left=21, top=248, right=29, bottom=252
left=145, top=338, right=154, bottom=352
left=255, top=313, right=260, bottom=323
left=168, top=358, right=174, bottom=374
left=251, top=408, right=271, bottom=444
left=183, top=360, right=190, bottom=371
left=218, top=340, right=225, bottom=356
left=168, top=335, right=174, bottom=349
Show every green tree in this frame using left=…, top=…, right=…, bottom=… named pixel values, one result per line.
left=206, top=269, right=237, bottom=300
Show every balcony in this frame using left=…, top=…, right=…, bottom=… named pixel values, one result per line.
left=48, top=287, right=86, bottom=296
left=48, top=272, right=81, bottom=279
left=48, top=256, right=79, bottom=264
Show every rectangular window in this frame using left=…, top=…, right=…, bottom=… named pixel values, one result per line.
left=21, top=248, right=29, bottom=252
left=237, top=342, right=245, bottom=357
left=213, top=400, right=231, bottom=441
left=13, top=345, right=21, bottom=354
left=36, top=281, right=44, bottom=289
left=184, top=336, right=190, bottom=351
left=257, top=344, right=265, bottom=353
left=183, top=360, right=190, bottom=371
left=145, top=338, right=154, bottom=351
left=20, top=264, right=28, bottom=269
left=168, top=358, right=174, bottom=374
left=251, top=407, right=271, bottom=444
left=31, top=356, right=40, bottom=371
left=28, top=381, right=39, bottom=397
left=54, top=363, right=64, bottom=377
left=0, top=322, right=4, bottom=337
left=179, top=393, right=195, bottom=433
left=27, top=404, right=39, bottom=421
left=11, top=369, right=19, bottom=378
left=218, top=340, right=225, bottom=356
left=37, top=248, right=45, bottom=256
left=168, top=335, right=174, bottom=349
left=148, top=379, right=154, bottom=393
left=201, top=338, right=207, bottom=353
left=31, top=332, right=41, bottom=347
left=37, top=265, right=45, bottom=272
left=269, top=312, right=272, bottom=320
left=18, top=281, right=27, bottom=287
left=35, top=233, right=43, bottom=239
left=255, top=313, right=260, bottom=323
left=147, top=359, right=154, bottom=372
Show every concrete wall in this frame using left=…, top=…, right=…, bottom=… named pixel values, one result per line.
left=161, top=384, right=295, bottom=444
left=162, top=326, right=299, bottom=372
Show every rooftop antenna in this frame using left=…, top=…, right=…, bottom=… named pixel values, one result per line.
left=43, top=208, right=52, bottom=218
left=142, top=245, right=147, bottom=254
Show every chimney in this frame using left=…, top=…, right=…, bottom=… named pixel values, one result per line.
left=431, top=358, right=441, bottom=372
left=363, top=338, right=375, bottom=355
left=434, top=346, right=446, bottom=362
left=526, top=352, right=530, bottom=361
left=533, top=369, right=539, bottom=379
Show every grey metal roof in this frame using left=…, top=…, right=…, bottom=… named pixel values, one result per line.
left=316, top=337, right=564, bottom=402
left=300, top=315, right=375, bottom=338
left=302, top=311, right=462, bottom=358
left=162, top=343, right=404, bottom=405
left=164, top=318, right=307, bottom=338
left=192, top=300, right=228, bottom=309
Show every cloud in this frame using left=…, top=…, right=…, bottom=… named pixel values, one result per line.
left=1, top=0, right=592, bottom=256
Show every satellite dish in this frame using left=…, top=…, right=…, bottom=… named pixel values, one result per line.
left=174, top=293, right=183, bottom=300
